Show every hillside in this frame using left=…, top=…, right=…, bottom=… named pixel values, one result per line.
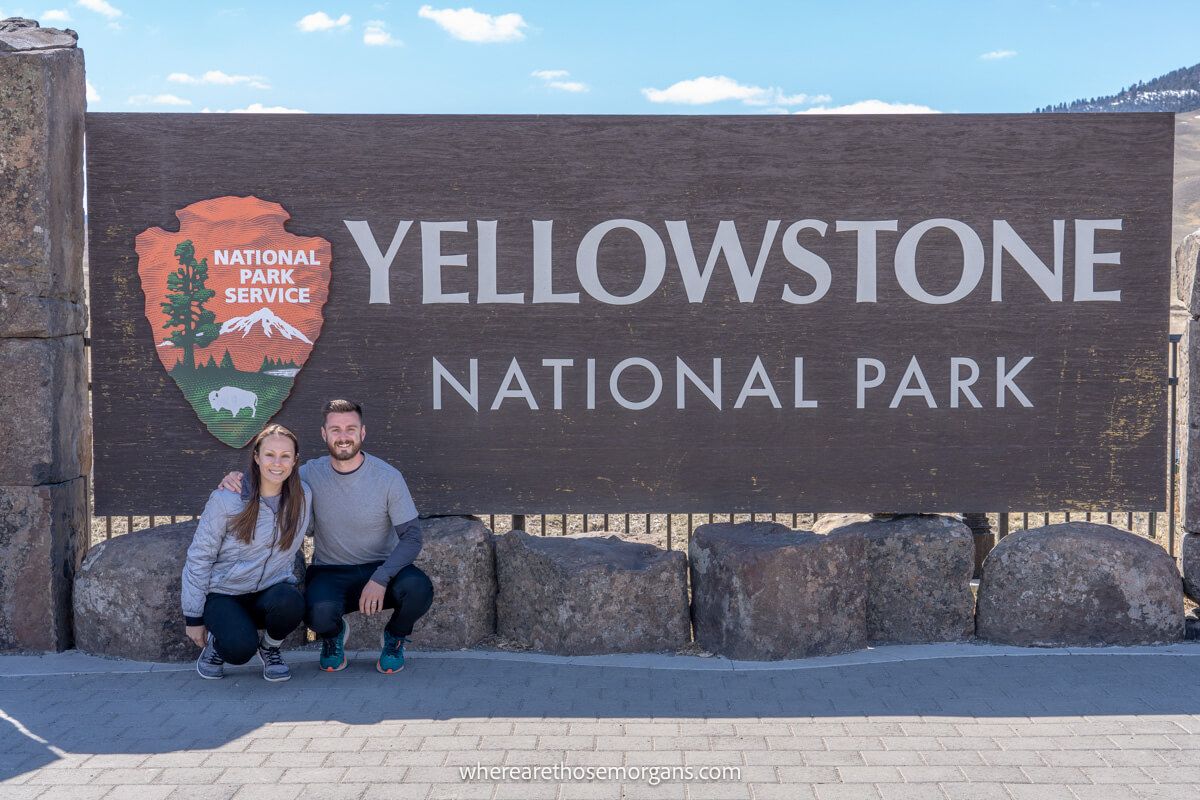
left=1036, top=62, right=1200, bottom=113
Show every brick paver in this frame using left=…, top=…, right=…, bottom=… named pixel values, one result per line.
left=2, top=651, right=1200, bottom=798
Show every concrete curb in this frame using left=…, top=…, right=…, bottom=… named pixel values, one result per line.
left=2, top=640, right=1200, bottom=678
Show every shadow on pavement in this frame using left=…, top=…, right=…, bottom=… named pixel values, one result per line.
left=2, top=651, right=1199, bottom=780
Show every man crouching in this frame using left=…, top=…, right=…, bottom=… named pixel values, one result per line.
left=223, top=399, right=433, bottom=673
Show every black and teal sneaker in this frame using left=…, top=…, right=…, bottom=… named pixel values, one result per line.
left=319, top=617, right=349, bottom=672
left=377, top=631, right=409, bottom=674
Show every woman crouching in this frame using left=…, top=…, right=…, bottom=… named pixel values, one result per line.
left=182, top=424, right=312, bottom=681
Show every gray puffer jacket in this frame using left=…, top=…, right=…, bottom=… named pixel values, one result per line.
left=181, top=485, right=313, bottom=623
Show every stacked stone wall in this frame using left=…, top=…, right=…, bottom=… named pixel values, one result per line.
left=0, top=19, right=89, bottom=652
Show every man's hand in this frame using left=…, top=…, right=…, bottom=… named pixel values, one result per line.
left=186, top=624, right=207, bottom=648
left=359, top=580, right=387, bottom=616
left=218, top=471, right=244, bottom=494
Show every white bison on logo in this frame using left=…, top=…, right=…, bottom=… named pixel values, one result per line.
left=208, top=386, right=258, bottom=418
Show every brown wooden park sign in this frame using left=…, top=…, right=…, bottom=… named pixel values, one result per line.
left=87, top=113, right=1173, bottom=515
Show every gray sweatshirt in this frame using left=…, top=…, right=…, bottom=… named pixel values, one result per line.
left=236, top=453, right=422, bottom=586
left=181, top=485, right=313, bottom=624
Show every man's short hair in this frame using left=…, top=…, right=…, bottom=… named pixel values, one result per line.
left=322, top=399, right=363, bottom=423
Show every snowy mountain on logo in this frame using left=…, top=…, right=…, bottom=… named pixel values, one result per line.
left=220, top=307, right=313, bottom=344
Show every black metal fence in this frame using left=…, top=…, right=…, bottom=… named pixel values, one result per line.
left=87, top=336, right=1185, bottom=561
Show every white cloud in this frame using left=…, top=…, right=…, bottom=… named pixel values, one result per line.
left=363, top=19, right=399, bottom=46
left=532, top=68, right=587, bottom=93
left=796, top=99, right=940, bottom=114
left=76, top=0, right=121, bottom=18
left=642, top=75, right=821, bottom=107
left=202, top=103, right=308, bottom=114
left=127, top=93, right=191, bottom=107
left=168, top=70, right=271, bottom=90
left=980, top=49, right=1017, bottom=60
left=41, top=8, right=71, bottom=22
left=85, top=79, right=99, bottom=103
left=296, top=11, right=350, bottom=31
left=417, top=5, right=526, bottom=43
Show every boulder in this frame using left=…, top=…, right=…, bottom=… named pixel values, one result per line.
left=689, top=522, right=867, bottom=660
left=817, top=514, right=975, bottom=644
left=343, top=516, right=496, bottom=651
left=74, top=521, right=306, bottom=662
left=811, top=513, right=872, bottom=534
left=0, top=478, right=86, bottom=651
left=0, top=18, right=77, bottom=52
left=1175, top=228, right=1200, bottom=316
left=495, top=529, right=689, bottom=655
left=976, top=522, right=1184, bottom=647
left=1184, top=533, right=1200, bottom=602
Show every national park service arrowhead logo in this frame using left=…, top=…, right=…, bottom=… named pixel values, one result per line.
left=136, top=196, right=331, bottom=447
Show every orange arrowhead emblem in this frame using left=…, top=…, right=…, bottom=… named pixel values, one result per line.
left=136, top=195, right=332, bottom=447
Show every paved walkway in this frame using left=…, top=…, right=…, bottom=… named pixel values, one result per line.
left=3, top=644, right=1200, bottom=799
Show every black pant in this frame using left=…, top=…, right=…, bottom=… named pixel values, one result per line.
left=305, top=562, right=434, bottom=639
left=203, top=582, right=305, bottom=665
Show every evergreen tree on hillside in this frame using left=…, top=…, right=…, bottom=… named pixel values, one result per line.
left=1036, top=61, right=1200, bottom=113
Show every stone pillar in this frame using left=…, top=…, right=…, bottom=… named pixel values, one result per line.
left=0, top=19, right=89, bottom=651
left=1176, top=231, right=1200, bottom=537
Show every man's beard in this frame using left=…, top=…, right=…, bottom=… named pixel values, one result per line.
left=328, top=438, right=362, bottom=461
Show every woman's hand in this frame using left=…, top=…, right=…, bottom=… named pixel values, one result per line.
left=186, top=624, right=207, bottom=648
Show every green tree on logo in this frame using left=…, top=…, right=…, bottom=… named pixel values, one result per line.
left=162, top=240, right=220, bottom=371
left=220, top=350, right=234, bottom=370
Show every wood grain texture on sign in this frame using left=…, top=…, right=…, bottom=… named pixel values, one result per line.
left=86, top=113, right=1173, bottom=515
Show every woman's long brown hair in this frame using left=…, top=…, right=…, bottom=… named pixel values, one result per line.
left=230, top=424, right=303, bottom=550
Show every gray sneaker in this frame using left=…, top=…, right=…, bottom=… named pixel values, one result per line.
left=196, top=633, right=225, bottom=680
left=256, top=642, right=291, bottom=682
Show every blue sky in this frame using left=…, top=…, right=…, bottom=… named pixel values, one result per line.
left=7, top=1, right=1200, bottom=114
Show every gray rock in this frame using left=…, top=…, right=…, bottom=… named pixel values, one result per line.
left=0, top=45, right=85, bottom=306
left=976, top=522, right=1184, bottom=647
left=816, top=515, right=975, bottom=644
left=811, top=513, right=873, bottom=534
left=689, top=522, right=867, bottom=660
left=74, top=520, right=306, bottom=662
left=1184, top=533, right=1200, bottom=602
left=1175, top=229, right=1200, bottom=316
left=0, top=18, right=77, bottom=51
left=0, top=477, right=86, bottom=651
left=0, top=292, right=86, bottom=337
left=496, top=529, right=690, bottom=655
left=0, top=336, right=90, bottom=485
left=344, top=516, right=497, bottom=652
left=1179, top=319, right=1200, bottom=532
